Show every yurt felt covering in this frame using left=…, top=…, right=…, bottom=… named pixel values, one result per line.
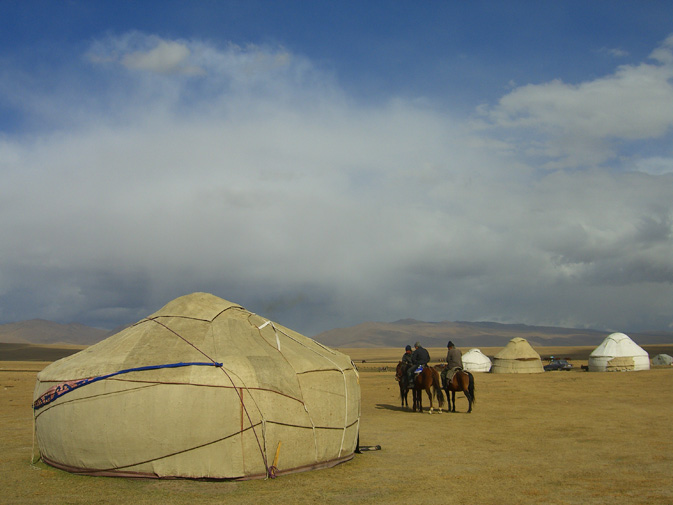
left=588, top=332, right=650, bottom=372
left=652, top=353, right=673, bottom=366
left=461, top=348, right=492, bottom=372
left=33, top=293, right=361, bottom=480
left=491, top=337, right=543, bottom=374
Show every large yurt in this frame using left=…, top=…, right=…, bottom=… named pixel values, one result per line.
left=491, top=337, right=543, bottom=374
left=461, top=348, right=492, bottom=372
left=33, top=293, right=361, bottom=480
left=588, top=332, right=650, bottom=372
left=652, top=353, right=673, bottom=366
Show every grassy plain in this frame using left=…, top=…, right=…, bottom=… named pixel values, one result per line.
left=1, top=345, right=672, bottom=505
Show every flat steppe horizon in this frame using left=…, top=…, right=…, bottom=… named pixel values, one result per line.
left=2, top=343, right=672, bottom=504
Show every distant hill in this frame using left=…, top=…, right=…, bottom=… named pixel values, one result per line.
left=0, top=319, right=110, bottom=345
left=0, top=342, right=85, bottom=362
left=312, top=319, right=673, bottom=348
left=2, top=318, right=671, bottom=348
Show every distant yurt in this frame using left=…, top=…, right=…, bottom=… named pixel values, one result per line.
left=491, top=337, right=544, bottom=374
left=588, top=332, right=650, bottom=372
left=33, top=293, right=361, bottom=480
left=652, top=353, right=673, bottom=366
left=461, top=348, right=492, bottom=372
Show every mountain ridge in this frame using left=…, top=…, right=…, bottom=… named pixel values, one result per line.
left=1, top=318, right=671, bottom=348
left=0, top=319, right=112, bottom=345
left=312, top=320, right=673, bottom=348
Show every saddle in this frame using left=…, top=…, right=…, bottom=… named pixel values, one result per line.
left=442, top=366, right=463, bottom=387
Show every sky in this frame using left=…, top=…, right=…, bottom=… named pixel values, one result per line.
left=1, top=1, right=672, bottom=336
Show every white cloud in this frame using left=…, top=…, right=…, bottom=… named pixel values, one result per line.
left=598, top=47, right=629, bottom=58
left=634, top=156, right=673, bottom=175
left=122, top=40, right=204, bottom=75
left=0, top=33, right=672, bottom=335
left=649, top=34, right=673, bottom=64
left=481, top=35, right=673, bottom=169
left=87, top=33, right=202, bottom=75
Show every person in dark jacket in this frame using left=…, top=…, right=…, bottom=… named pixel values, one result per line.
left=401, top=345, right=413, bottom=367
left=400, top=345, right=414, bottom=388
left=441, top=341, right=463, bottom=387
left=407, top=341, right=430, bottom=383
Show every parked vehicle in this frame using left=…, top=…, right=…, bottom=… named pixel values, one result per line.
left=544, top=359, right=573, bottom=371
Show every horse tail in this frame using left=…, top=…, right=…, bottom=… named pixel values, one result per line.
left=467, top=371, right=476, bottom=404
left=433, top=368, right=445, bottom=408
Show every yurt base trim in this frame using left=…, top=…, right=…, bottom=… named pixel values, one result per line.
left=40, top=453, right=355, bottom=481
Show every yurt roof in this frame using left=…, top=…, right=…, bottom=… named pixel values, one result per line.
left=652, top=353, right=672, bottom=365
left=589, top=332, right=648, bottom=358
left=463, top=348, right=492, bottom=363
left=494, top=337, right=541, bottom=360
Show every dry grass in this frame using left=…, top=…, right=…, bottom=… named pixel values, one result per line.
left=1, top=350, right=672, bottom=505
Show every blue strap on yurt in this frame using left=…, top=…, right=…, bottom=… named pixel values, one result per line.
left=33, top=361, right=223, bottom=410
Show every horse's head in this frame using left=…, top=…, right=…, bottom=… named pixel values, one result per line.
left=395, top=361, right=407, bottom=381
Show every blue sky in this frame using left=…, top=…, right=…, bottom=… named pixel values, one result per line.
left=1, top=1, right=672, bottom=336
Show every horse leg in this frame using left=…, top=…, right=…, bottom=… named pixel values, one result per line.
left=434, top=385, right=443, bottom=414
left=461, top=382, right=469, bottom=413
left=432, top=369, right=444, bottom=413
left=466, top=373, right=474, bottom=413
left=400, top=382, right=409, bottom=408
left=426, top=387, right=433, bottom=414
left=451, top=391, right=456, bottom=412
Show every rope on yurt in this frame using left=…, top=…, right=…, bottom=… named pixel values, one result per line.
left=148, top=317, right=271, bottom=478
left=324, top=354, right=349, bottom=458
left=216, top=366, right=271, bottom=478
left=258, top=320, right=282, bottom=351
left=253, top=317, right=352, bottom=458
left=249, top=317, right=318, bottom=463
left=32, top=362, right=223, bottom=410
left=60, top=423, right=263, bottom=475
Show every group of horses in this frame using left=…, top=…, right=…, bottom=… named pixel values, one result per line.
left=395, top=361, right=475, bottom=414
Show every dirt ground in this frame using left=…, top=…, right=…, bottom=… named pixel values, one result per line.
left=1, top=347, right=672, bottom=505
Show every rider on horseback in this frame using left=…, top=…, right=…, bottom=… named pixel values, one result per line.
left=407, top=341, right=430, bottom=384
left=441, top=341, right=463, bottom=388
left=402, top=345, right=413, bottom=366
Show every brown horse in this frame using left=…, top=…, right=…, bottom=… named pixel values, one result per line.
left=395, top=361, right=413, bottom=408
left=412, top=365, right=445, bottom=413
left=442, top=368, right=476, bottom=413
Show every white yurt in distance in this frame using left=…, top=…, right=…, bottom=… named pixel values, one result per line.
left=588, top=332, right=649, bottom=372
left=462, top=348, right=492, bottom=372
left=33, top=293, right=360, bottom=480
left=491, top=337, right=544, bottom=374
left=652, top=354, right=673, bottom=366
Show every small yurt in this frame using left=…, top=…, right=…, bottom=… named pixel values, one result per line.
left=462, top=348, right=492, bottom=372
left=33, top=293, right=360, bottom=480
left=652, top=354, right=673, bottom=366
left=491, top=337, right=544, bottom=374
left=588, top=332, right=649, bottom=372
